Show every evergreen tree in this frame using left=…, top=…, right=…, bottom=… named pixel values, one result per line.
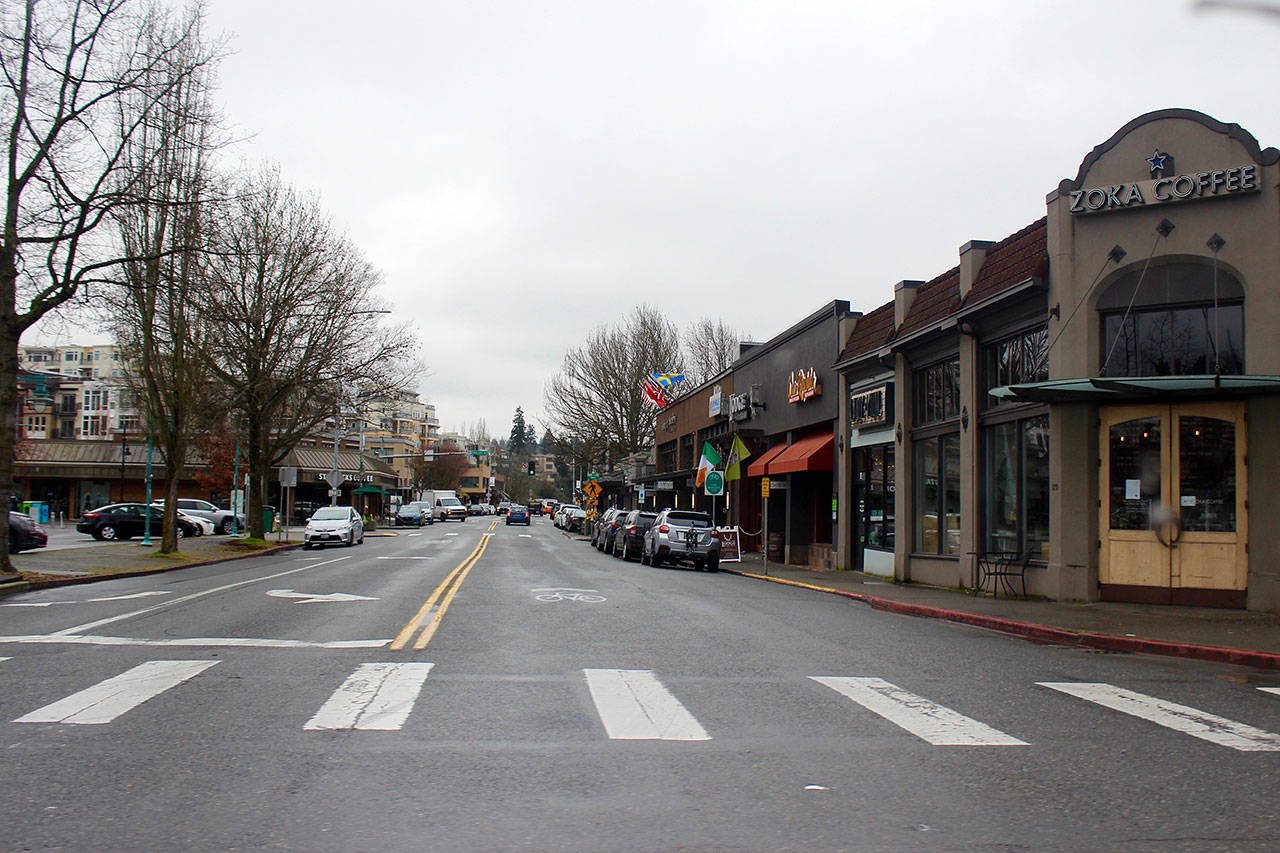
left=509, top=407, right=528, bottom=455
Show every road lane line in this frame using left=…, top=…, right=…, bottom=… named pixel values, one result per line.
left=1259, top=687, right=1280, bottom=697
left=391, top=535, right=489, bottom=651
left=583, top=669, right=710, bottom=741
left=53, top=555, right=354, bottom=637
left=1039, top=682, right=1280, bottom=751
left=15, top=660, right=218, bottom=724
left=812, top=677, right=1027, bottom=746
left=304, top=662, right=434, bottom=731
left=412, top=535, right=490, bottom=649
left=0, top=634, right=389, bottom=648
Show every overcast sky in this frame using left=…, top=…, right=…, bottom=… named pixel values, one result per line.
left=33, top=0, right=1280, bottom=437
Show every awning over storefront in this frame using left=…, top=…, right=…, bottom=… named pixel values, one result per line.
left=991, top=374, right=1280, bottom=403
left=746, top=443, right=787, bottom=478
left=768, top=431, right=835, bottom=474
left=352, top=484, right=385, bottom=495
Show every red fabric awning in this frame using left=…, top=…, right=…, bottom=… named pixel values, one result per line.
left=768, top=431, right=834, bottom=474
left=745, top=443, right=787, bottom=478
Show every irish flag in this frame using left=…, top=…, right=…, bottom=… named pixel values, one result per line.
left=696, top=441, right=722, bottom=487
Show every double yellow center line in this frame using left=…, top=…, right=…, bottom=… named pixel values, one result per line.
left=391, top=520, right=498, bottom=651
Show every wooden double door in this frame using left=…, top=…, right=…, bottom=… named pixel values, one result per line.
left=1099, top=401, right=1247, bottom=607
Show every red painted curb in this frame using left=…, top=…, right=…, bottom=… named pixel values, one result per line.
left=727, top=569, right=1280, bottom=671
left=23, top=542, right=303, bottom=589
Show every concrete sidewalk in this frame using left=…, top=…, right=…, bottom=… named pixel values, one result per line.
left=723, top=551, right=1280, bottom=670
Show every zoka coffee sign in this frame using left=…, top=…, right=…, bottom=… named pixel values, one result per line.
left=1069, top=157, right=1259, bottom=216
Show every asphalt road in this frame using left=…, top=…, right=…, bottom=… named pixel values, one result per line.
left=2, top=518, right=1279, bottom=851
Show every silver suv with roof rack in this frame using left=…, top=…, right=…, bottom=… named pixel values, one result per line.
left=641, top=509, right=720, bottom=571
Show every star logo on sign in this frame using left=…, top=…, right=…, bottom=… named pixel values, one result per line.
left=1147, top=149, right=1170, bottom=174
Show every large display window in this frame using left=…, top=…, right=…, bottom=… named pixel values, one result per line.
left=984, top=414, right=1050, bottom=559
left=854, top=444, right=894, bottom=551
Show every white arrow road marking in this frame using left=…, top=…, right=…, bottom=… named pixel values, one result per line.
left=266, top=589, right=379, bottom=604
left=305, top=662, right=434, bottom=731
left=53, top=555, right=354, bottom=637
left=1039, top=682, right=1280, bottom=751
left=1259, top=687, right=1280, bottom=697
left=812, top=677, right=1027, bottom=746
left=3, top=591, right=172, bottom=608
left=583, top=668, right=709, bottom=741
left=15, top=660, right=218, bottom=724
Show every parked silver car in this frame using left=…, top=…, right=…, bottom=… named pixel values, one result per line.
left=303, top=506, right=364, bottom=549
left=642, top=509, right=720, bottom=571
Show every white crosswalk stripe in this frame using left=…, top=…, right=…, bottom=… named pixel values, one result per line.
left=1038, top=682, right=1280, bottom=752
left=583, top=668, right=710, bottom=741
left=305, top=662, right=434, bottom=731
left=812, top=676, right=1027, bottom=745
left=14, top=660, right=218, bottom=725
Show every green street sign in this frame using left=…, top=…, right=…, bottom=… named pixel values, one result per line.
left=704, top=470, right=725, bottom=496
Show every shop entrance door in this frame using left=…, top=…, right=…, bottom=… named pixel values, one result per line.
left=1099, top=402, right=1247, bottom=607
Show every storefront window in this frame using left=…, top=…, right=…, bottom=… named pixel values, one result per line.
left=1179, top=416, right=1235, bottom=532
left=1108, top=417, right=1161, bottom=530
left=1102, top=304, right=1243, bottom=376
left=984, top=415, right=1051, bottom=558
left=986, top=326, right=1048, bottom=405
left=914, top=358, right=960, bottom=425
left=915, top=433, right=960, bottom=554
left=855, top=445, right=895, bottom=551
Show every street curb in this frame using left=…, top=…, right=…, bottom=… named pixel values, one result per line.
left=725, top=569, right=1280, bottom=671
left=22, top=542, right=304, bottom=590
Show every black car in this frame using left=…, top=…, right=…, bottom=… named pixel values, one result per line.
left=9, top=511, right=48, bottom=553
left=612, top=510, right=657, bottom=561
left=76, top=503, right=198, bottom=541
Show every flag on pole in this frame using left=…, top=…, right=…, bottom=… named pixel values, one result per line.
left=725, top=435, right=752, bottom=481
left=641, top=377, right=670, bottom=408
left=651, top=372, right=685, bottom=388
left=696, top=441, right=722, bottom=487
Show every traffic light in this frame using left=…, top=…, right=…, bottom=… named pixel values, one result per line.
left=527, top=460, right=536, bottom=476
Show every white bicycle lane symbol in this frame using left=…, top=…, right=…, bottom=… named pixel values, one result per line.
left=532, top=587, right=606, bottom=603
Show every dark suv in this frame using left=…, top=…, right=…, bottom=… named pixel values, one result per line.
left=642, top=509, right=720, bottom=571
left=612, top=510, right=657, bottom=561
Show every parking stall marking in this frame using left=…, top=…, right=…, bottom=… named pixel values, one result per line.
left=304, top=662, right=434, bottom=731
left=14, top=660, right=218, bottom=725
left=583, top=668, right=710, bottom=741
left=1038, top=682, right=1280, bottom=752
left=811, top=676, right=1027, bottom=746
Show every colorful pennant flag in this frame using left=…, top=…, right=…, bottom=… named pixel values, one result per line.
left=725, top=435, right=752, bottom=481
left=696, top=441, right=722, bottom=487
left=651, top=372, right=685, bottom=388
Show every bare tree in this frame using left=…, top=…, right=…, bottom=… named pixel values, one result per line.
left=544, top=305, right=680, bottom=468
left=196, top=167, right=419, bottom=538
left=0, top=0, right=208, bottom=575
left=109, top=1, right=223, bottom=553
left=682, top=316, right=744, bottom=387
left=411, top=439, right=468, bottom=492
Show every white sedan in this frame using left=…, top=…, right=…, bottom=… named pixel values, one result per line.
left=303, top=506, right=364, bottom=549
left=177, top=510, right=214, bottom=536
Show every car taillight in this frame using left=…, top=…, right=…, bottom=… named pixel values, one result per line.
left=658, top=524, right=669, bottom=533
left=626, top=525, right=636, bottom=533
left=82, top=512, right=100, bottom=520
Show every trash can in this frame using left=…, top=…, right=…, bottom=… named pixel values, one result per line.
left=261, top=507, right=275, bottom=534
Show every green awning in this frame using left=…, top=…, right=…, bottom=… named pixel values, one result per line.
left=351, top=484, right=386, bottom=494
left=990, top=374, right=1280, bottom=403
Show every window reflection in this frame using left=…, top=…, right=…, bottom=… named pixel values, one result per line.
left=1179, top=417, right=1235, bottom=532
